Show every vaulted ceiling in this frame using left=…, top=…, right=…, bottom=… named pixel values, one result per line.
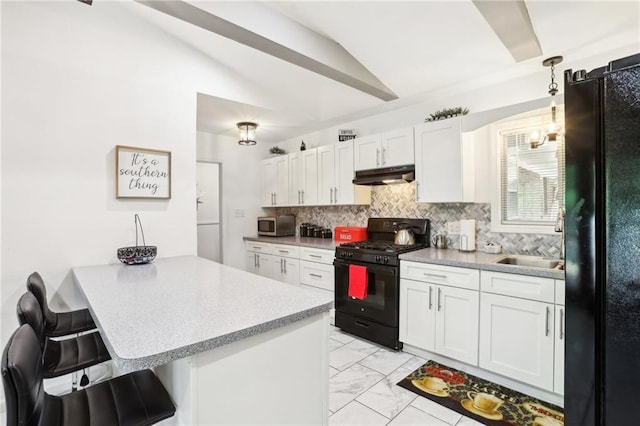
left=130, top=1, right=639, bottom=143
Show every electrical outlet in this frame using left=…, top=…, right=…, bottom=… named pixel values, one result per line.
left=447, top=221, right=460, bottom=234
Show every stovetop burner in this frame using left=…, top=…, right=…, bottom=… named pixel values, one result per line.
left=339, top=240, right=428, bottom=254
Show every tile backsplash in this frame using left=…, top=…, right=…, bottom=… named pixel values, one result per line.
left=277, top=182, right=561, bottom=257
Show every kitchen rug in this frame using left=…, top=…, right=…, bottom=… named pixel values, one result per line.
left=397, top=360, right=564, bottom=426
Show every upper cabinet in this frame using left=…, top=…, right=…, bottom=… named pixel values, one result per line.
left=414, top=117, right=475, bottom=203
left=354, top=127, right=415, bottom=171
left=288, top=149, right=318, bottom=206
left=261, top=155, right=289, bottom=207
left=318, top=141, right=371, bottom=206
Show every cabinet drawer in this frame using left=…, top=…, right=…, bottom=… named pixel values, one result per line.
left=481, top=271, right=554, bottom=303
left=400, top=261, right=480, bottom=291
left=245, top=241, right=273, bottom=254
left=555, top=280, right=565, bottom=305
left=300, top=261, right=334, bottom=292
left=300, top=247, right=334, bottom=264
left=272, top=244, right=300, bottom=259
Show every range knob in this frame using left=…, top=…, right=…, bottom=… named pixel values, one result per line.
left=375, top=255, right=381, bottom=262
left=383, top=256, right=390, bottom=264
left=348, top=252, right=353, bottom=258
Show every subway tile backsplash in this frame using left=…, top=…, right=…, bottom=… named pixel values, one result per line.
left=277, top=182, right=561, bottom=258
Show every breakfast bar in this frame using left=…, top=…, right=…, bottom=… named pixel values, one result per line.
left=72, top=255, right=333, bottom=425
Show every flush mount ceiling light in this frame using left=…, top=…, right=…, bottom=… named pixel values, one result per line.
left=237, top=122, right=257, bottom=146
left=530, top=56, right=563, bottom=149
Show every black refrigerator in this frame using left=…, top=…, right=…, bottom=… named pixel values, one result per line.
left=564, top=52, right=640, bottom=425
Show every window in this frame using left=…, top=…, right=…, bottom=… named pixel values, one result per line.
left=494, top=107, right=565, bottom=232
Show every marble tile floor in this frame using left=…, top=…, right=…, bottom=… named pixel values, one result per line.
left=329, top=326, right=484, bottom=426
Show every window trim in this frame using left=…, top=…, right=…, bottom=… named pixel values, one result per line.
left=489, top=107, right=564, bottom=235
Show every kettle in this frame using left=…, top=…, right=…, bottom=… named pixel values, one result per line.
left=394, top=223, right=416, bottom=245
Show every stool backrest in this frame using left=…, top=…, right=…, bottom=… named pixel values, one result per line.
left=16, top=292, right=46, bottom=349
left=26, top=272, right=57, bottom=329
left=1, top=325, right=45, bottom=426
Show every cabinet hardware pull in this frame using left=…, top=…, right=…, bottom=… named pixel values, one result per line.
left=254, top=253, right=257, bottom=268
left=376, top=149, right=380, bottom=167
left=283, top=258, right=287, bottom=274
left=559, top=308, right=564, bottom=340
left=273, top=192, right=277, bottom=205
left=309, top=254, right=322, bottom=258
left=424, top=273, right=447, bottom=279
left=280, top=258, right=284, bottom=274
left=301, top=190, right=304, bottom=204
left=334, top=187, right=338, bottom=203
left=298, top=190, right=301, bottom=204
left=310, top=273, right=323, bottom=278
left=256, top=254, right=260, bottom=268
left=278, top=250, right=288, bottom=253
left=437, top=288, right=442, bottom=311
left=545, top=307, right=550, bottom=337
left=416, top=182, right=419, bottom=201
left=382, top=147, right=386, bottom=165
left=355, top=320, right=369, bottom=328
left=330, top=187, right=333, bottom=203
left=428, top=286, right=433, bottom=309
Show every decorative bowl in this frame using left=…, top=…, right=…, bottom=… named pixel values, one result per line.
left=117, top=246, right=157, bottom=265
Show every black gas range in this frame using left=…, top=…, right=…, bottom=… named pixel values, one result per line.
left=334, top=218, right=430, bottom=350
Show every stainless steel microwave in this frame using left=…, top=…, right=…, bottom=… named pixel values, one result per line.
left=257, top=215, right=296, bottom=237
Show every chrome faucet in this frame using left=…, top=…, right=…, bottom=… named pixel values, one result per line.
left=555, top=208, right=565, bottom=260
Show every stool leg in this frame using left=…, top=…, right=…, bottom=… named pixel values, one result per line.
left=72, top=369, right=78, bottom=392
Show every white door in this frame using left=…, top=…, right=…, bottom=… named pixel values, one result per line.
left=334, top=140, right=356, bottom=205
left=274, top=155, right=289, bottom=206
left=197, top=162, right=221, bottom=263
left=288, top=152, right=302, bottom=205
left=435, top=285, right=479, bottom=365
left=261, top=158, right=276, bottom=206
left=414, top=118, right=463, bottom=203
left=317, top=145, right=335, bottom=205
left=479, top=292, right=555, bottom=391
left=276, top=257, right=300, bottom=286
left=399, top=279, right=435, bottom=351
left=381, top=127, right=414, bottom=168
left=254, top=253, right=274, bottom=279
left=301, top=149, right=318, bottom=205
left=354, top=134, right=382, bottom=171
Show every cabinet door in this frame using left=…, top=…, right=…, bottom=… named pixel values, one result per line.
left=288, top=153, right=302, bottom=205
left=435, top=285, right=479, bottom=365
left=246, top=251, right=258, bottom=274
left=255, top=253, right=274, bottom=279
left=299, top=260, right=333, bottom=292
left=301, top=149, right=318, bottom=205
left=317, top=145, right=335, bottom=205
left=415, top=117, right=472, bottom=203
left=381, top=127, right=414, bottom=168
left=479, top=293, right=554, bottom=391
left=274, top=155, right=289, bottom=206
left=399, top=279, right=435, bottom=351
left=261, top=158, right=276, bottom=207
left=281, top=257, right=300, bottom=286
left=354, top=134, right=382, bottom=171
left=554, top=305, right=565, bottom=395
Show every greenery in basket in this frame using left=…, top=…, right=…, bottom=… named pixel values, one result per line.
left=425, top=107, right=469, bottom=122
left=269, top=146, right=287, bottom=155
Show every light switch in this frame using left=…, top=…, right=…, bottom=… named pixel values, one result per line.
left=234, top=209, right=245, bottom=218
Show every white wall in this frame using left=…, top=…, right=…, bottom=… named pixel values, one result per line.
left=196, top=131, right=269, bottom=270
left=0, top=1, right=269, bottom=346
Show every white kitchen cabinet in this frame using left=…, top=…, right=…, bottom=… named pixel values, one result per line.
left=354, top=127, right=414, bottom=171
left=318, top=141, right=371, bottom=205
left=271, top=244, right=300, bottom=286
left=261, top=156, right=289, bottom=207
left=399, top=261, right=480, bottom=365
left=414, top=117, right=475, bottom=203
left=479, top=292, right=555, bottom=391
left=554, top=280, right=565, bottom=395
left=289, top=149, right=318, bottom=206
left=299, top=247, right=334, bottom=293
left=245, top=242, right=274, bottom=278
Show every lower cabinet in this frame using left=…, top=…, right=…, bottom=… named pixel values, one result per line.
left=299, top=247, right=334, bottom=293
left=399, top=262, right=480, bottom=366
left=270, top=244, right=300, bottom=285
left=245, top=242, right=275, bottom=278
left=554, top=279, right=565, bottom=395
left=478, top=292, right=555, bottom=391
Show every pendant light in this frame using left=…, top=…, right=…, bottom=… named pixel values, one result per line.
left=237, top=122, right=258, bottom=146
left=530, top=56, right=563, bottom=149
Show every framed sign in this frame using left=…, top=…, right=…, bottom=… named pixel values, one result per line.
left=116, top=145, right=171, bottom=199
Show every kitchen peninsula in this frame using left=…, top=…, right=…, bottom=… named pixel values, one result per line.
left=72, top=255, right=333, bottom=425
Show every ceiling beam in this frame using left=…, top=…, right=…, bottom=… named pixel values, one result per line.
left=137, top=0, right=398, bottom=102
left=472, top=0, right=542, bottom=62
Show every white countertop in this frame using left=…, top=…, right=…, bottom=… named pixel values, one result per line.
left=400, top=248, right=565, bottom=280
left=72, top=255, right=333, bottom=371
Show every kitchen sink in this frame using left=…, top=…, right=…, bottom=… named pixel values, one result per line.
left=493, top=255, right=563, bottom=270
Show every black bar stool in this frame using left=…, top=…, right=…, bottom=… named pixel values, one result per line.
left=17, top=292, right=111, bottom=380
left=26, top=272, right=96, bottom=337
left=2, top=324, right=176, bottom=426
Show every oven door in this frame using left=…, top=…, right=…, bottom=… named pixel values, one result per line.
left=334, top=258, right=398, bottom=326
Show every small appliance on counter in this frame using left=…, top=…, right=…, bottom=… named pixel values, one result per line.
left=459, top=219, right=476, bottom=252
left=257, top=214, right=295, bottom=237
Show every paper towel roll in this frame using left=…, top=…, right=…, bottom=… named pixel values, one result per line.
left=459, top=219, right=476, bottom=252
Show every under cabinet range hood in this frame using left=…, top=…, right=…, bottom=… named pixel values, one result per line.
left=352, top=164, right=415, bottom=185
